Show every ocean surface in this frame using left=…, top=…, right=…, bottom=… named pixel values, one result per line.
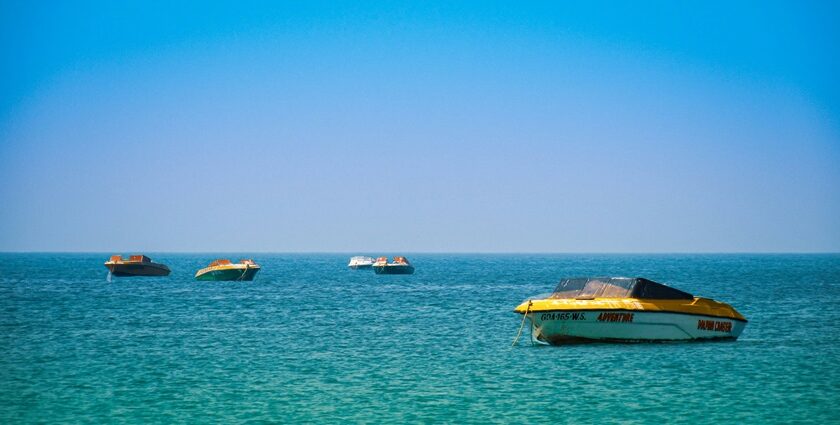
left=1, top=253, right=839, bottom=423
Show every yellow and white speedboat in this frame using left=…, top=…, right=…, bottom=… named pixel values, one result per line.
left=514, top=277, right=747, bottom=344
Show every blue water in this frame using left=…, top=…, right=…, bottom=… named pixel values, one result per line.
left=1, top=254, right=839, bottom=423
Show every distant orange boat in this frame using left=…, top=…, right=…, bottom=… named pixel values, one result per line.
left=104, top=255, right=171, bottom=277
left=373, top=256, right=415, bottom=275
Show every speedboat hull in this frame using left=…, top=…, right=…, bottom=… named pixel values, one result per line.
left=105, top=262, right=170, bottom=277
left=195, top=266, right=260, bottom=281
left=349, top=264, right=373, bottom=270
left=373, top=265, right=415, bottom=275
left=523, top=310, right=746, bottom=344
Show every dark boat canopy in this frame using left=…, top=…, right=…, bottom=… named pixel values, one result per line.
left=550, top=277, right=694, bottom=300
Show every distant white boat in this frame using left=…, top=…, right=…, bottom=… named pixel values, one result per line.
left=348, top=256, right=375, bottom=269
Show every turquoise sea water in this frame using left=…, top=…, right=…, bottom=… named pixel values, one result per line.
left=1, top=254, right=839, bottom=423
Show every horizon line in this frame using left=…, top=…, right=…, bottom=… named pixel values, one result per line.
left=1, top=251, right=838, bottom=255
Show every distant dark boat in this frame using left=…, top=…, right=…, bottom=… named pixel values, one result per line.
left=373, top=256, right=415, bottom=275
left=104, top=255, right=170, bottom=277
left=195, top=259, right=260, bottom=281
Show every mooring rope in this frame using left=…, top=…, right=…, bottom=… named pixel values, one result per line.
left=511, top=300, right=533, bottom=346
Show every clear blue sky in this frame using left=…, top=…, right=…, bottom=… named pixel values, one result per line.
left=1, top=1, right=838, bottom=252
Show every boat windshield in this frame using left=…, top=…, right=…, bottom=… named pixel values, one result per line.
left=550, top=277, right=693, bottom=300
